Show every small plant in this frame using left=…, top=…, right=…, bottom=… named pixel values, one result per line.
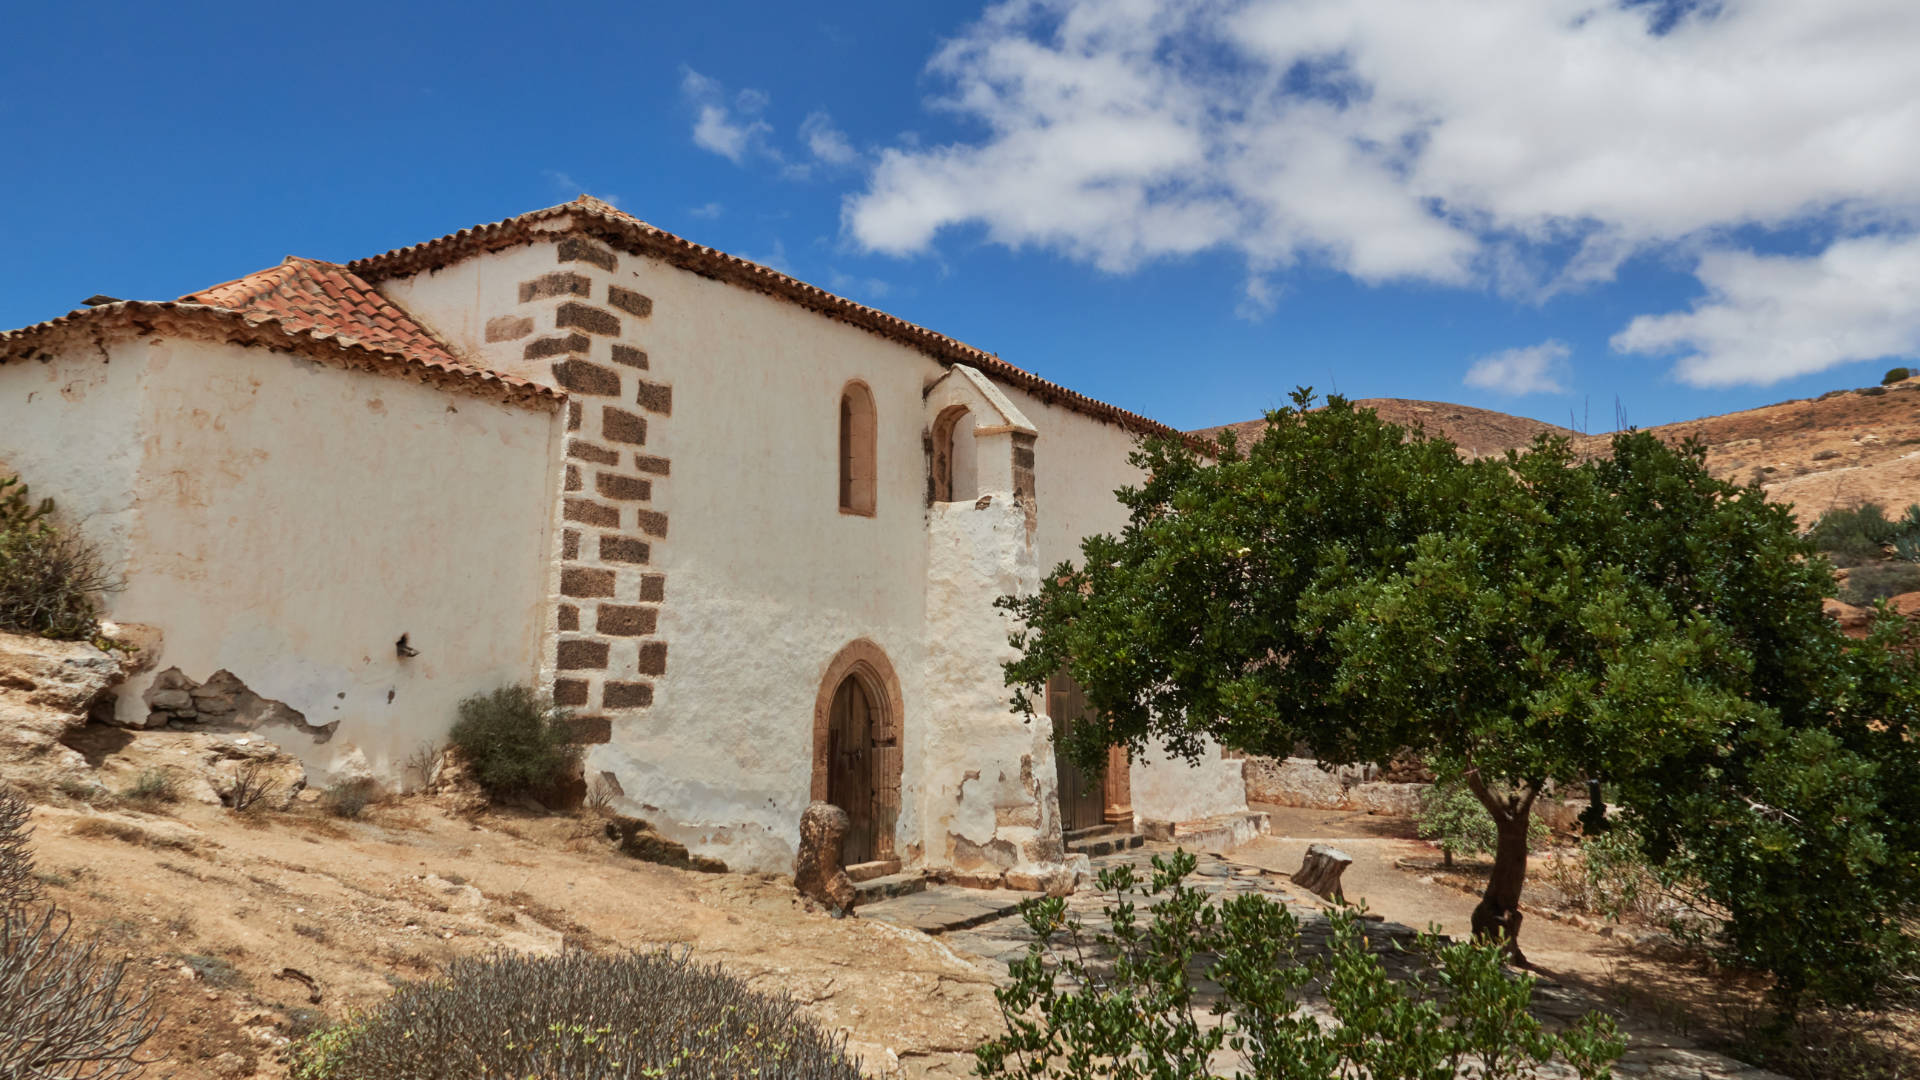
left=1417, top=777, right=1546, bottom=867
left=975, top=850, right=1623, bottom=1079
left=322, top=778, right=379, bottom=820
left=288, top=948, right=865, bottom=1080
left=584, top=773, right=618, bottom=816
left=120, top=768, right=179, bottom=807
left=55, top=777, right=109, bottom=805
left=0, top=474, right=120, bottom=641
left=447, top=685, right=581, bottom=799
left=292, top=922, right=330, bottom=943
left=1841, top=561, right=1920, bottom=605
left=1808, top=502, right=1898, bottom=568
left=401, top=741, right=442, bottom=791
left=1542, top=830, right=1667, bottom=921
left=178, top=951, right=242, bottom=989
left=1, top=787, right=41, bottom=910
left=225, top=760, right=280, bottom=813
left=1883, top=366, right=1913, bottom=385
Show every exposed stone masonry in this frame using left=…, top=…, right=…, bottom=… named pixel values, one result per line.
left=516, top=238, right=672, bottom=735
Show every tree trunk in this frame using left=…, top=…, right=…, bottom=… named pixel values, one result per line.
left=1291, top=843, right=1353, bottom=902
left=1463, top=772, right=1538, bottom=964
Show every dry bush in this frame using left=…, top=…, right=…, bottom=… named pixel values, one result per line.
left=0, top=785, right=161, bottom=1078
left=223, top=761, right=278, bottom=814
left=583, top=774, right=617, bottom=816
left=402, top=742, right=442, bottom=791
left=289, top=949, right=864, bottom=1080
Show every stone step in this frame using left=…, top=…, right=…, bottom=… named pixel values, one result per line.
left=1068, top=831, right=1145, bottom=858
left=859, top=884, right=1041, bottom=934
left=1063, top=824, right=1115, bottom=843
left=852, top=871, right=926, bottom=902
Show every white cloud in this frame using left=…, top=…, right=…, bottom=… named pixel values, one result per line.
left=1611, top=234, right=1920, bottom=386
left=1464, top=340, right=1573, bottom=395
left=682, top=69, right=774, bottom=163
left=802, top=112, right=859, bottom=166
left=828, top=270, right=891, bottom=299
left=689, top=202, right=724, bottom=219
left=843, top=0, right=1920, bottom=367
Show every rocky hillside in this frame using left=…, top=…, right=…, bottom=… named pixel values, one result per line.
left=1195, top=375, right=1920, bottom=526
left=1191, top=399, right=1574, bottom=459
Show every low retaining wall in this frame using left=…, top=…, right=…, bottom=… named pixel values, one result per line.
left=1246, top=756, right=1591, bottom=833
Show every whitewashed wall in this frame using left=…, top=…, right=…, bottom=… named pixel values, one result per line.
left=0, top=337, right=558, bottom=777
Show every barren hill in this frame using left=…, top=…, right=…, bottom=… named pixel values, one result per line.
left=1195, top=378, right=1920, bottom=526
left=1573, top=376, right=1920, bottom=526
left=1190, top=398, right=1574, bottom=459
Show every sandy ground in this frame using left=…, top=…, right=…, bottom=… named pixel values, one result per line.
left=21, top=794, right=1003, bottom=1079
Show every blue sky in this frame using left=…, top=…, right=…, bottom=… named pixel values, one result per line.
left=3, top=0, right=1916, bottom=432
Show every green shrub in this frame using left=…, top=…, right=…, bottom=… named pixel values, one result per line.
left=976, top=850, right=1623, bottom=1079
left=1542, top=831, right=1666, bottom=921
left=1841, top=561, right=1920, bottom=605
left=1807, top=503, right=1897, bottom=568
left=448, top=685, right=581, bottom=799
left=1884, top=366, right=1913, bottom=385
left=289, top=948, right=864, bottom=1080
left=321, top=778, right=379, bottom=820
left=0, top=475, right=118, bottom=641
left=120, top=768, right=179, bottom=807
left=1416, top=778, right=1546, bottom=867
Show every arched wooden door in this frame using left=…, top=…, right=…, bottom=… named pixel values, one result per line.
left=828, top=675, right=877, bottom=863
left=1047, top=674, right=1107, bottom=832
left=812, top=641, right=903, bottom=868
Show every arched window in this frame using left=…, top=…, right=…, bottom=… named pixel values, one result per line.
left=930, top=404, right=977, bottom=502
left=838, top=381, right=876, bottom=516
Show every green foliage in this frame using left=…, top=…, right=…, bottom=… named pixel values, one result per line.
left=974, top=850, right=1623, bottom=1079
left=0, top=475, right=118, bottom=641
left=321, top=778, right=378, bottom=820
left=1806, top=503, right=1897, bottom=567
left=121, top=768, right=179, bottom=806
left=1542, top=832, right=1664, bottom=922
left=288, top=948, right=864, bottom=1080
left=1001, top=390, right=1920, bottom=1012
left=448, top=685, right=582, bottom=799
left=1840, top=560, right=1920, bottom=604
left=1417, top=780, right=1544, bottom=866
left=1882, top=366, right=1912, bottom=385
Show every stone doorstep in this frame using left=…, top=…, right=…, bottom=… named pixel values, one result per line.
left=852, top=871, right=926, bottom=903
left=858, top=885, right=1043, bottom=935
left=1139, top=810, right=1272, bottom=853
left=845, top=858, right=902, bottom=883
left=1067, top=832, right=1146, bottom=858
left=1063, top=824, right=1115, bottom=843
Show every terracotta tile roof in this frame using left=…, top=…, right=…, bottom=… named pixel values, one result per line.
left=1, top=261, right=559, bottom=410
left=182, top=257, right=460, bottom=368
left=350, top=196, right=1186, bottom=441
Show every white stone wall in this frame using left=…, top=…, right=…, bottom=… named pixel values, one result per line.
left=0, top=337, right=558, bottom=777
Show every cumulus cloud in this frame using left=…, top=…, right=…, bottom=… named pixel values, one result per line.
left=1612, top=234, right=1920, bottom=386
left=682, top=69, right=774, bottom=163
left=842, top=0, right=1920, bottom=380
left=801, top=112, right=859, bottom=166
left=1464, top=340, right=1573, bottom=395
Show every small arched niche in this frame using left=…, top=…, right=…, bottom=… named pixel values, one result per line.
left=930, top=404, right=979, bottom=503
left=838, top=381, right=876, bottom=516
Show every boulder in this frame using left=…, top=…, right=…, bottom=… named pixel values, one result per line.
left=604, top=815, right=726, bottom=873
left=1823, top=597, right=1874, bottom=639
left=793, top=801, right=856, bottom=915
left=0, top=630, right=125, bottom=781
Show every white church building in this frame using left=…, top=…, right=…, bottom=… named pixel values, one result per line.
left=0, top=196, right=1252, bottom=883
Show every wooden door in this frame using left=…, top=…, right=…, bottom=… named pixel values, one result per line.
left=1048, top=674, right=1106, bottom=832
left=828, top=676, right=876, bottom=864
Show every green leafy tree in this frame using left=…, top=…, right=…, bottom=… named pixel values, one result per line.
left=1417, top=779, right=1544, bottom=868
left=1001, top=391, right=1920, bottom=1008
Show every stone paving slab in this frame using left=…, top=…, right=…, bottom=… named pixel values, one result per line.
left=859, top=885, right=1042, bottom=934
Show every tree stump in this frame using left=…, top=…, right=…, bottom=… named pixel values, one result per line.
left=1291, top=843, right=1353, bottom=902
left=794, top=801, right=857, bottom=917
